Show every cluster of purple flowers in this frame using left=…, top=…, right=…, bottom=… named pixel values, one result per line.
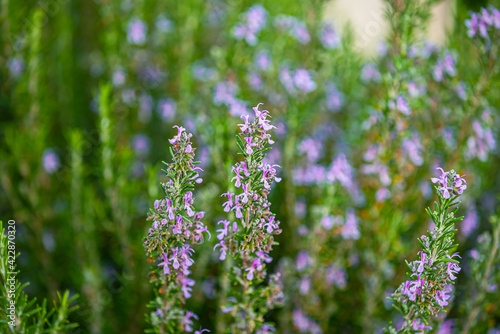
left=401, top=133, right=424, bottom=166
left=233, top=5, right=267, bottom=45
left=279, top=66, right=317, bottom=94
left=319, top=23, right=340, bottom=50
left=388, top=95, right=411, bottom=116
left=433, top=52, right=456, bottom=82
left=466, top=119, right=496, bottom=162
left=215, top=104, right=283, bottom=332
left=430, top=168, right=467, bottom=199
left=360, top=63, right=382, bottom=83
left=213, top=81, right=248, bottom=117
left=293, top=308, right=322, bottom=334
left=274, top=14, right=311, bottom=44
left=465, top=6, right=500, bottom=39
left=144, top=126, right=210, bottom=333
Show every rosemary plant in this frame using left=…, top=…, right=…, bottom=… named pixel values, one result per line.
left=214, top=104, right=284, bottom=333
left=143, top=126, right=210, bottom=333
left=386, top=168, right=467, bottom=333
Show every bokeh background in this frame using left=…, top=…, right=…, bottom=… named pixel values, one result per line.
left=1, top=0, right=500, bottom=333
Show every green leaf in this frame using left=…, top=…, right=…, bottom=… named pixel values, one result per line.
left=235, top=135, right=246, bottom=154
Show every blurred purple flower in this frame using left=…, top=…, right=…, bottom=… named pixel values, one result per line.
left=112, top=67, right=126, bottom=87
left=213, top=81, right=237, bottom=105
left=321, top=215, right=342, bottom=230
left=402, top=133, right=423, bottom=166
left=341, top=209, right=360, bottom=240
left=299, top=277, right=311, bottom=295
left=375, top=188, right=391, bottom=202
left=296, top=251, right=312, bottom=271
left=293, top=69, right=316, bottom=93
left=158, top=98, right=176, bottom=121
left=248, top=72, right=263, bottom=91
left=361, top=63, right=381, bottom=83
left=466, top=120, right=496, bottom=161
left=127, top=19, right=147, bottom=45
left=133, top=134, right=150, bottom=155
left=292, top=22, right=310, bottom=44
left=279, top=66, right=296, bottom=94
left=462, top=202, right=478, bottom=237
left=42, top=149, right=60, bottom=174
left=255, top=50, right=271, bottom=71
left=155, top=14, right=173, bottom=33
left=233, top=5, right=267, bottom=45
left=298, top=137, right=322, bottom=163
left=388, top=96, right=411, bottom=115
left=8, top=57, right=24, bottom=78
left=325, top=83, right=343, bottom=112
left=325, top=264, right=347, bottom=289
left=320, top=23, right=339, bottom=49
left=192, top=64, right=217, bottom=82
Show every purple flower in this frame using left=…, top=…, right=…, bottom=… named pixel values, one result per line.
left=298, top=137, right=322, bottom=163
left=299, top=276, right=311, bottom=295
left=192, top=64, right=217, bottom=82
left=327, top=154, right=360, bottom=197
left=466, top=12, right=479, bottom=37
left=274, top=15, right=295, bottom=30
left=375, top=188, right=391, bottom=202
left=325, top=83, right=343, bottom=111
left=181, top=277, right=195, bottom=298
left=8, top=57, right=24, bottom=78
left=292, top=22, right=310, bottom=44
left=293, top=69, right=316, bottom=93
left=158, top=253, right=171, bottom=275
left=292, top=309, right=322, bottom=334
left=325, top=264, right=347, bottom=288
left=279, top=66, right=296, bottom=94
left=321, top=215, right=342, bottom=230
left=255, top=50, right=271, bottom=71
left=434, top=52, right=456, bottom=82
left=158, top=98, right=176, bottom=121
left=462, top=203, right=478, bottom=237
left=183, top=311, right=198, bottom=332
left=233, top=5, right=267, bottom=45
left=246, top=5, right=267, bottom=32
left=361, top=63, right=381, bottom=83
left=42, top=149, right=60, bottom=174
left=127, top=19, right=147, bottom=45
left=256, top=324, right=276, bottom=334
left=248, top=72, right=263, bottom=91
left=296, top=251, right=312, bottom=271
left=155, top=14, right=173, bottom=33
left=341, top=209, right=360, bottom=240
left=431, top=168, right=467, bottom=199
left=435, top=285, right=453, bottom=307
left=466, top=120, right=496, bottom=161
left=213, top=81, right=237, bottom=105
left=112, top=67, right=126, bottom=87
left=320, top=23, right=339, bottom=49
left=132, top=134, right=150, bottom=155
left=389, top=96, right=411, bottom=115
left=402, top=133, right=423, bottom=166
